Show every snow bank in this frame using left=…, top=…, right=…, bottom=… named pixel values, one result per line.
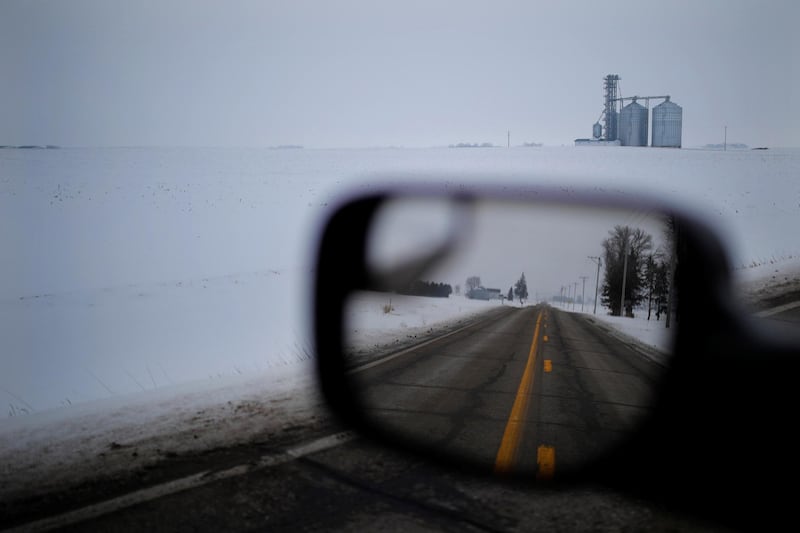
left=732, top=255, right=800, bottom=309
left=0, top=363, right=319, bottom=502
left=556, top=303, right=673, bottom=365
left=344, top=292, right=512, bottom=365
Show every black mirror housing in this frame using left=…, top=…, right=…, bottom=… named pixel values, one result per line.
left=312, top=181, right=800, bottom=530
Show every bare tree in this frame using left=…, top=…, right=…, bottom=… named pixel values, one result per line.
left=601, top=226, right=653, bottom=316
left=466, top=276, right=481, bottom=293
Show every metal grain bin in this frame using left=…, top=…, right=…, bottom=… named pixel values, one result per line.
left=652, top=97, right=682, bottom=147
left=618, top=100, right=648, bottom=146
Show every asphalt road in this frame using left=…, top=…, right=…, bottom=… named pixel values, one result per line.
left=350, top=305, right=664, bottom=477
left=3, top=304, right=724, bottom=533
left=8, top=432, right=728, bottom=533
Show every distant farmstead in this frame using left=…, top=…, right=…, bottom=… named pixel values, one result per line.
left=466, top=287, right=502, bottom=300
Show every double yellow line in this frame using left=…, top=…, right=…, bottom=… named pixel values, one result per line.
left=494, top=309, right=545, bottom=474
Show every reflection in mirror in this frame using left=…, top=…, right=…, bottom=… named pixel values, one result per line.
left=346, top=198, right=677, bottom=477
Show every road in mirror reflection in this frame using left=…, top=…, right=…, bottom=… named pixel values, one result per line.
left=346, top=198, right=676, bottom=477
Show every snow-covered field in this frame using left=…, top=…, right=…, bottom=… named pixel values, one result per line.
left=1, top=146, right=799, bottom=500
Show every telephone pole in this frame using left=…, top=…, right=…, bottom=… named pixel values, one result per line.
left=572, top=282, right=578, bottom=311
left=620, top=235, right=630, bottom=317
left=588, top=256, right=601, bottom=315
left=579, top=276, right=588, bottom=313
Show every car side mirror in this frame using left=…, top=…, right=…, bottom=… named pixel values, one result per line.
left=312, top=182, right=800, bottom=530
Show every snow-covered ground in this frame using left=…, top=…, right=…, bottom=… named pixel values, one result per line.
left=2, top=146, right=799, bottom=501
left=344, top=291, right=513, bottom=363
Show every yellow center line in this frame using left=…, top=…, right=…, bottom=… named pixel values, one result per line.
left=494, top=309, right=544, bottom=474
left=536, top=445, right=556, bottom=480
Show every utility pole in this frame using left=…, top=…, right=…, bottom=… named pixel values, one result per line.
left=580, top=276, right=588, bottom=313
left=588, top=256, right=601, bottom=315
left=620, top=235, right=630, bottom=317
left=507, top=130, right=511, bottom=148
left=572, top=282, right=578, bottom=311
left=724, top=125, right=727, bottom=151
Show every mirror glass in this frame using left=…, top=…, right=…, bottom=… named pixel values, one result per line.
left=345, top=198, right=676, bottom=477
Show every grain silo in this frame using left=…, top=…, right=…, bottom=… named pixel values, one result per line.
left=618, top=99, right=648, bottom=146
left=577, top=74, right=682, bottom=148
left=651, top=96, right=682, bottom=147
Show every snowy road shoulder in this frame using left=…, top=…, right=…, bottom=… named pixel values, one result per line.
left=733, top=257, right=800, bottom=311
left=0, top=364, right=320, bottom=505
left=344, top=292, right=511, bottom=366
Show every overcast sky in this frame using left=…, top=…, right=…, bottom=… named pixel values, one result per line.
left=369, top=198, right=667, bottom=298
left=2, top=0, right=797, bottom=148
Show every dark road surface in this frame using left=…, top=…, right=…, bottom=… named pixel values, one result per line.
left=11, top=435, right=727, bottom=533
left=351, top=305, right=663, bottom=477
left=9, top=300, right=792, bottom=532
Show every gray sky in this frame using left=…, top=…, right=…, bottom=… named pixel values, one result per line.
left=2, top=0, right=797, bottom=148
left=369, top=198, right=667, bottom=300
